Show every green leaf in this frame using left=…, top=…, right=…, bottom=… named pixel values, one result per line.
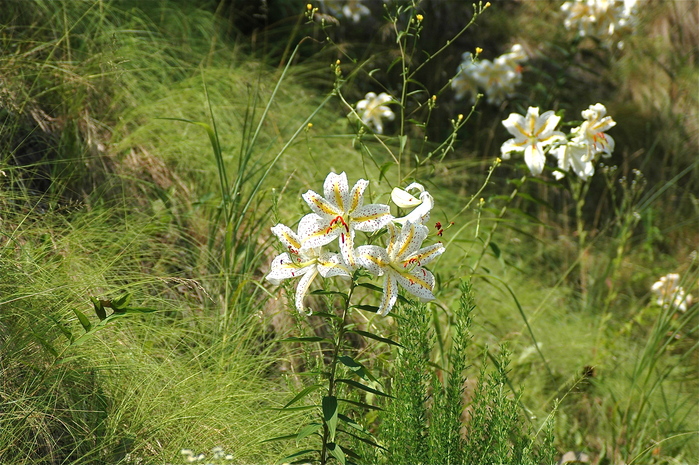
left=268, top=405, right=317, bottom=412
left=90, top=297, right=107, bottom=321
left=48, top=315, right=73, bottom=344
left=322, top=396, right=339, bottom=442
left=489, top=241, right=501, bottom=259
left=338, top=428, right=387, bottom=451
left=351, top=304, right=379, bottom=313
left=283, top=384, right=323, bottom=409
left=336, top=379, right=392, bottom=398
left=309, top=289, right=348, bottom=299
left=398, top=135, right=408, bottom=153
left=348, top=329, right=403, bottom=348
left=338, top=414, right=371, bottom=435
left=110, top=293, right=132, bottom=310
left=296, top=423, right=322, bottom=441
left=379, top=162, right=392, bottom=183
left=327, top=443, right=346, bottom=465
left=73, top=308, right=92, bottom=332
left=277, top=449, right=318, bottom=464
left=259, top=433, right=297, bottom=443
left=311, top=311, right=342, bottom=322
left=338, top=398, right=382, bottom=411
left=338, top=355, right=379, bottom=383
left=356, top=282, right=383, bottom=293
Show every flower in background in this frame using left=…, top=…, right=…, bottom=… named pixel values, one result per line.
left=452, top=52, right=480, bottom=102
left=572, top=103, right=616, bottom=161
left=301, top=172, right=393, bottom=268
left=356, top=92, right=395, bottom=134
left=342, top=0, right=370, bottom=23
left=453, top=44, right=528, bottom=105
left=501, top=107, right=566, bottom=176
left=356, top=221, right=444, bottom=315
left=651, top=273, right=693, bottom=312
left=391, top=182, right=434, bottom=225
left=266, top=217, right=351, bottom=314
left=561, top=0, right=640, bottom=47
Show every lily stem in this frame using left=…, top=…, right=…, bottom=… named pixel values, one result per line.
left=319, top=279, right=357, bottom=465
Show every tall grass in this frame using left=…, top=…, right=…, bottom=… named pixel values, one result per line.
left=1, top=0, right=697, bottom=464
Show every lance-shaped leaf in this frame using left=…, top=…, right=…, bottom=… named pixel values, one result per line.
left=322, top=396, right=339, bottom=442
left=296, top=422, right=322, bottom=441
left=283, top=384, right=324, bottom=409
left=348, top=329, right=403, bottom=348
left=327, top=442, right=346, bottom=465
left=336, top=379, right=393, bottom=398
left=338, top=355, right=379, bottom=383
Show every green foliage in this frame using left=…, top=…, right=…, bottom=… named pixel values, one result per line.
left=378, top=284, right=556, bottom=465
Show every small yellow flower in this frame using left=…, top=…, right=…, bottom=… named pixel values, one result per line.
left=457, top=114, right=464, bottom=121
left=431, top=95, right=437, bottom=102
left=306, top=3, right=312, bottom=10
left=475, top=47, right=483, bottom=55
left=306, top=123, right=313, bottom=130
left=416, top=14, right=424, bottom=22
left=485, top=2, right=491, bottom=8
left=336, top=59, right=341, bottom=65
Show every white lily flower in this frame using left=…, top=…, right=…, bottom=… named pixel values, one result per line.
left=356, top=92, right=395, bottom=134
left=342, top=0, right=370, bottom=23
left=301, top=172, right=393, bottom=268
left=572, top=103, right=616, bottom=161
left=391, top=182, right=434, bottom=225
left=551, top=141, right=596, bottom=181
left=501, top=107, right=566, bottom=176
left=452, top=52, right=480, bottom=102
left=356, top=221, right=444, bottom=316
left=651, top=273, right=693, bottom=313
left=266, top=217, right=351, bottom=314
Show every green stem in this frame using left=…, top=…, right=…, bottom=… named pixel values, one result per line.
left=472, top=175, right=526, bottom=272
left=320, top=280, right=356, bottom=465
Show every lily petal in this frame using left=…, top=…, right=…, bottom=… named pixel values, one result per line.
left=378, top=273, right=399, bottom=316
left=295, top=267, right=319, bottom=314
left=393, top=267, right=435, bottom=302
left=356, top=245, right=389, bottom=276
left=323, top=172, right=351, bottom=213
left=351, top=203, right=393, bottom=231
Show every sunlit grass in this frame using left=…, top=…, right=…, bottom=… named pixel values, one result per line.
left=1, top=0, right=697, bottom=464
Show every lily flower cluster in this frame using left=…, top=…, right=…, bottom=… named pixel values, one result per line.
left=500, top=103, right=616, bottom=179
left=355, top=92, right=396, bottom=134
left=342, top=0, right=370, bottom=23
left=452, top=44, right=528, bottom=105
left=651, top=273, right=694, bottom=313
left=266, top=172, right=444, bottom=316
left=561, top=0, right=639, bottom=48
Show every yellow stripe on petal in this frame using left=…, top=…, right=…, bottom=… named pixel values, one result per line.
left=396, top=223, right=416, bottom=258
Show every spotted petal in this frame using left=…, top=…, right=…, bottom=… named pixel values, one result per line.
left=351, top=203, right=393, bottom=232
left=393, top=267, right=435, bottom=302
left=295, top=267, right=320, bottom=314
left=317, top=251, right=351, bottom=278
left=266, top=253, right=312, bottom=285
left=299, top=213, right=342, bottom=250
left=377, top=273, right=399, bottom=316
left=355, top=245, right=389, bottom=276
left=391, top=222, right=429, bottom=262
left=407, top=242, right=445, bottom=267
left=303, top=189, right=343, bottom=218
left=323, top=172, right=351, bottom=213
left=271, top=224, right=301, bottom=252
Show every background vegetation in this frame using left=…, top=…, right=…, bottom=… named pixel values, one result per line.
left=0, top=0, right=696, bottom=464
